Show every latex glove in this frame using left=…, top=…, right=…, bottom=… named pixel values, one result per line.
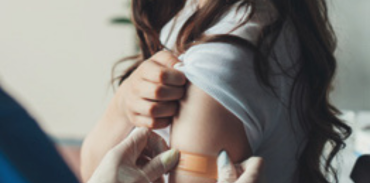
left=217, top=151, right=264, bottom=183
left=88, top=127, right=179, bottom=183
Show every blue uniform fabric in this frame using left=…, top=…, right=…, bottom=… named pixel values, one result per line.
left=0, top=87, right=79, bottom=183
left=0, top=152, right=27, bottom=183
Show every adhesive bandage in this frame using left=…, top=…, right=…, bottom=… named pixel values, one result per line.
left=175, top=151, right=218, bottom=180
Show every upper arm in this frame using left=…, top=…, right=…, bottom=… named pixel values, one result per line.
left=167, top=42, right=278, bottom=182
left=169, top=82, right=252, bottom=183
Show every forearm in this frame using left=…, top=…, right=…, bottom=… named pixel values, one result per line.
left=80, top=82, right=134, bottom=182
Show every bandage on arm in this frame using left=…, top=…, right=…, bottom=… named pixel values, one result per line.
left=169, top=83, right=252, bottom=183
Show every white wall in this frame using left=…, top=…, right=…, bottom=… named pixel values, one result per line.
left=0, top=0, right=135, bottom=138
left=0, top=0, right=369, bottom=138
left=331, top=0, right=370, bottom=111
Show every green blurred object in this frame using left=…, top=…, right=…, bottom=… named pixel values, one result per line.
left=111, top=0, right=140, bottom=52
left=111, top=17, right=132, bottom=25
left=112, top=0, right=132, bottom=25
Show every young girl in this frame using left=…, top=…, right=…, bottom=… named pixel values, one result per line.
left=81, top=0, right=351, bottom=182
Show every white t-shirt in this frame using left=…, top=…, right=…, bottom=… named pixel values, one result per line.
left=155, top=0, right=307, bottom=182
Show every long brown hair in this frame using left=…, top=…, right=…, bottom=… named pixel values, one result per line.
left=116, top=0, right=352, bottom=182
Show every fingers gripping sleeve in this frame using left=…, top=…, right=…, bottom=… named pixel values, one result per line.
left=174, top=42, right=282, bottom=153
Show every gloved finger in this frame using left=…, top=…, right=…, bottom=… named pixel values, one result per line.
left=238, top=157, right=263, bottom=172
left=111, top=127, right=150, bottom=161
left=138, top=132, right=169, bottom=160
left=136, top=154, right=151, bottom=167
left=235, top=157, right=263, bottom=183
left=146, top=131, right=170, bottom=157
left=233, top=163, right=244, bottom=177
left=217, top=150, right=238, bottom=183
left=141, top=147, right=154, bottom=159
left=141, top=149, right=180, bottom=182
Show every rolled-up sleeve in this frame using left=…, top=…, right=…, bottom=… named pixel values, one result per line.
left=174, top=42, right=283, bottom=153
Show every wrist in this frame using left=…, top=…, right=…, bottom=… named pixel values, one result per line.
left=113, top=79, right=131, bottom=121
left=100, top=79, right=133, bottom=131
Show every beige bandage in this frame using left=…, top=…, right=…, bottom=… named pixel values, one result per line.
left=175, top=151, right=218, bottom=180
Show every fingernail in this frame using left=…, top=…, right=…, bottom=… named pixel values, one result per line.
left=217, top=150, right=230, bottom=168
left=160, top=149, right=180, bottom=169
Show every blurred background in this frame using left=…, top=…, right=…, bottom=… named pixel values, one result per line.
left=0, top=0, right=369, bottom=182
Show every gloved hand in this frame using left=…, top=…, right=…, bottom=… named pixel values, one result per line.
left=88, top=127, right=179, bottom=183
left=217, top=151, right=264, bottom=183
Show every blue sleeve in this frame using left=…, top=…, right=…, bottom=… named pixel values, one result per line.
left=0, top=152, right=27, bottom=183
left=0, top=87, right=79, bottom=183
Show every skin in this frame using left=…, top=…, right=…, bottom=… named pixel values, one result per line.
left=80, top=51, right=187, bottom=182
left=81, top=1, right=252, bottom=182
left=87, top=128, right=260, bottom=183
left=169, top=82, right=252, bottom=183
left=166, top=1, right=254, bottom=182
left=88, top=127, right=180, bottom=183
left=199, top=0, right=208, bottom=7
left=81, top=50, right=253, bottom=183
